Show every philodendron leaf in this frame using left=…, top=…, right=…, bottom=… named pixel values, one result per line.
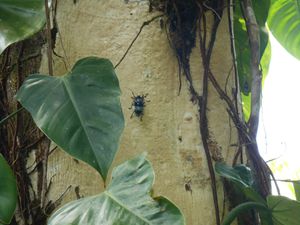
left=268, top=0, right=300, bottom=60
left=215, top=162, right=265, bottom=204
left=267, top=195, right=300, bottom=225
left=16, top=57, right=124, bottom=180
left=215, top=162, right=251, bottom=187
left=0, top=0, right=45, bottom=54
left=0, top=154, right=18, bottom=224
left=47, top=155, right=185, bottom=225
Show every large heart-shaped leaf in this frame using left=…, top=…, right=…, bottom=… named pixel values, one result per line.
left=0, top=154, right=18, bottom=224
left=16, top=57, right=124, bottom=180
left=0, top=0, right=45, bottom=54
left=267, top=195, right=300, bottom=225
left=47, top=155, right=185, bottom=225
left=268, top=0, right=300, bottom=60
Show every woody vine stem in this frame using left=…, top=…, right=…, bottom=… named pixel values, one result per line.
left=161, top=0, right=274, bottom=224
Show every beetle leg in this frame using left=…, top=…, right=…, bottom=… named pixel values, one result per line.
left=130, top=111, right=134, bottom=118
left=128, top=102, right=134, bottom=109
left=139, top=112, right=144, bottom=121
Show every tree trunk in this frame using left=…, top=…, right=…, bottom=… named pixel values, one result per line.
left=40, top=1, right=239, bottom=225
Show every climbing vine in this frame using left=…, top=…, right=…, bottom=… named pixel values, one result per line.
left=148, top=0, right=273, bottom=224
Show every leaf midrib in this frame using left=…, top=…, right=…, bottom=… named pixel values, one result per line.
left=104, top=190, right=152, bottom=224
left=61, top=77, right=101, bottom=171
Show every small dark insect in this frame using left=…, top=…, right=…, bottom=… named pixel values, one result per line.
left=184, top=179, right=192, bottom=194
left=159, top=18, right=164, bottom=30
left=74, top=186, right=83, bottom=199
left=129, top=92, right=149, bottom=121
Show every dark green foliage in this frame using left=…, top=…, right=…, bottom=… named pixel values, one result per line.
left=293, top=181, right=300, bottom=201
left=234, top=0, right=270, bottom=96
left=217, top=163, right=300, bottom=225
left=268, top=0, right=300, bottom=60
left=0, top=0, right=45, bottom=54
left=16, top=57, right=124, bottom=181
left=216, top=162, right=263, bottom=225
left=0, top=154, right=17, bottom=224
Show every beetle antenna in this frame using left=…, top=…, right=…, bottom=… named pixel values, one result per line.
left=129, top=88, right=136, bottom=98
left=126, top=88, right=136, bottom=97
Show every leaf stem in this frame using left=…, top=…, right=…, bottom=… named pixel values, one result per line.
left=0, top=107, right=24, bottom=127
left=45, top=0, right=53, bottom=76
left=222, top=202, right=269, bottom=225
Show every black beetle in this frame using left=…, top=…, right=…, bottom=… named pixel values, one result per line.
left=129, top=92, right=149, bottom=120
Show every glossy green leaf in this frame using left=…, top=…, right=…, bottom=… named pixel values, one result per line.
left=241, top=93, right=251, bottom=121
left=234, top=4, right=252, bottom=96
left=215, top=162, right=251, bottom=187
left=267, top=195, right=300, bottom=225
left=48, top=155, right=185, bottom=225
left=0, top=154, right=18, bottom=224
left=292, top=181, right=300, bottom=201
left=215, top=162, right=265, bottom=204
left=232, top=164, right=253, bottom=186
left=0, top=0, right=45, bottom=54
left=216, top=164, right=274, bottom=225
left=16, top=57, right=124, bottom=180
left=268, top=0, right=300, bottom=60
left=240, top=41, right=271, bottom=122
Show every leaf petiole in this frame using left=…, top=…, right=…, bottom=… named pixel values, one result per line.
left=0, top=107, right=24, bottom=127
